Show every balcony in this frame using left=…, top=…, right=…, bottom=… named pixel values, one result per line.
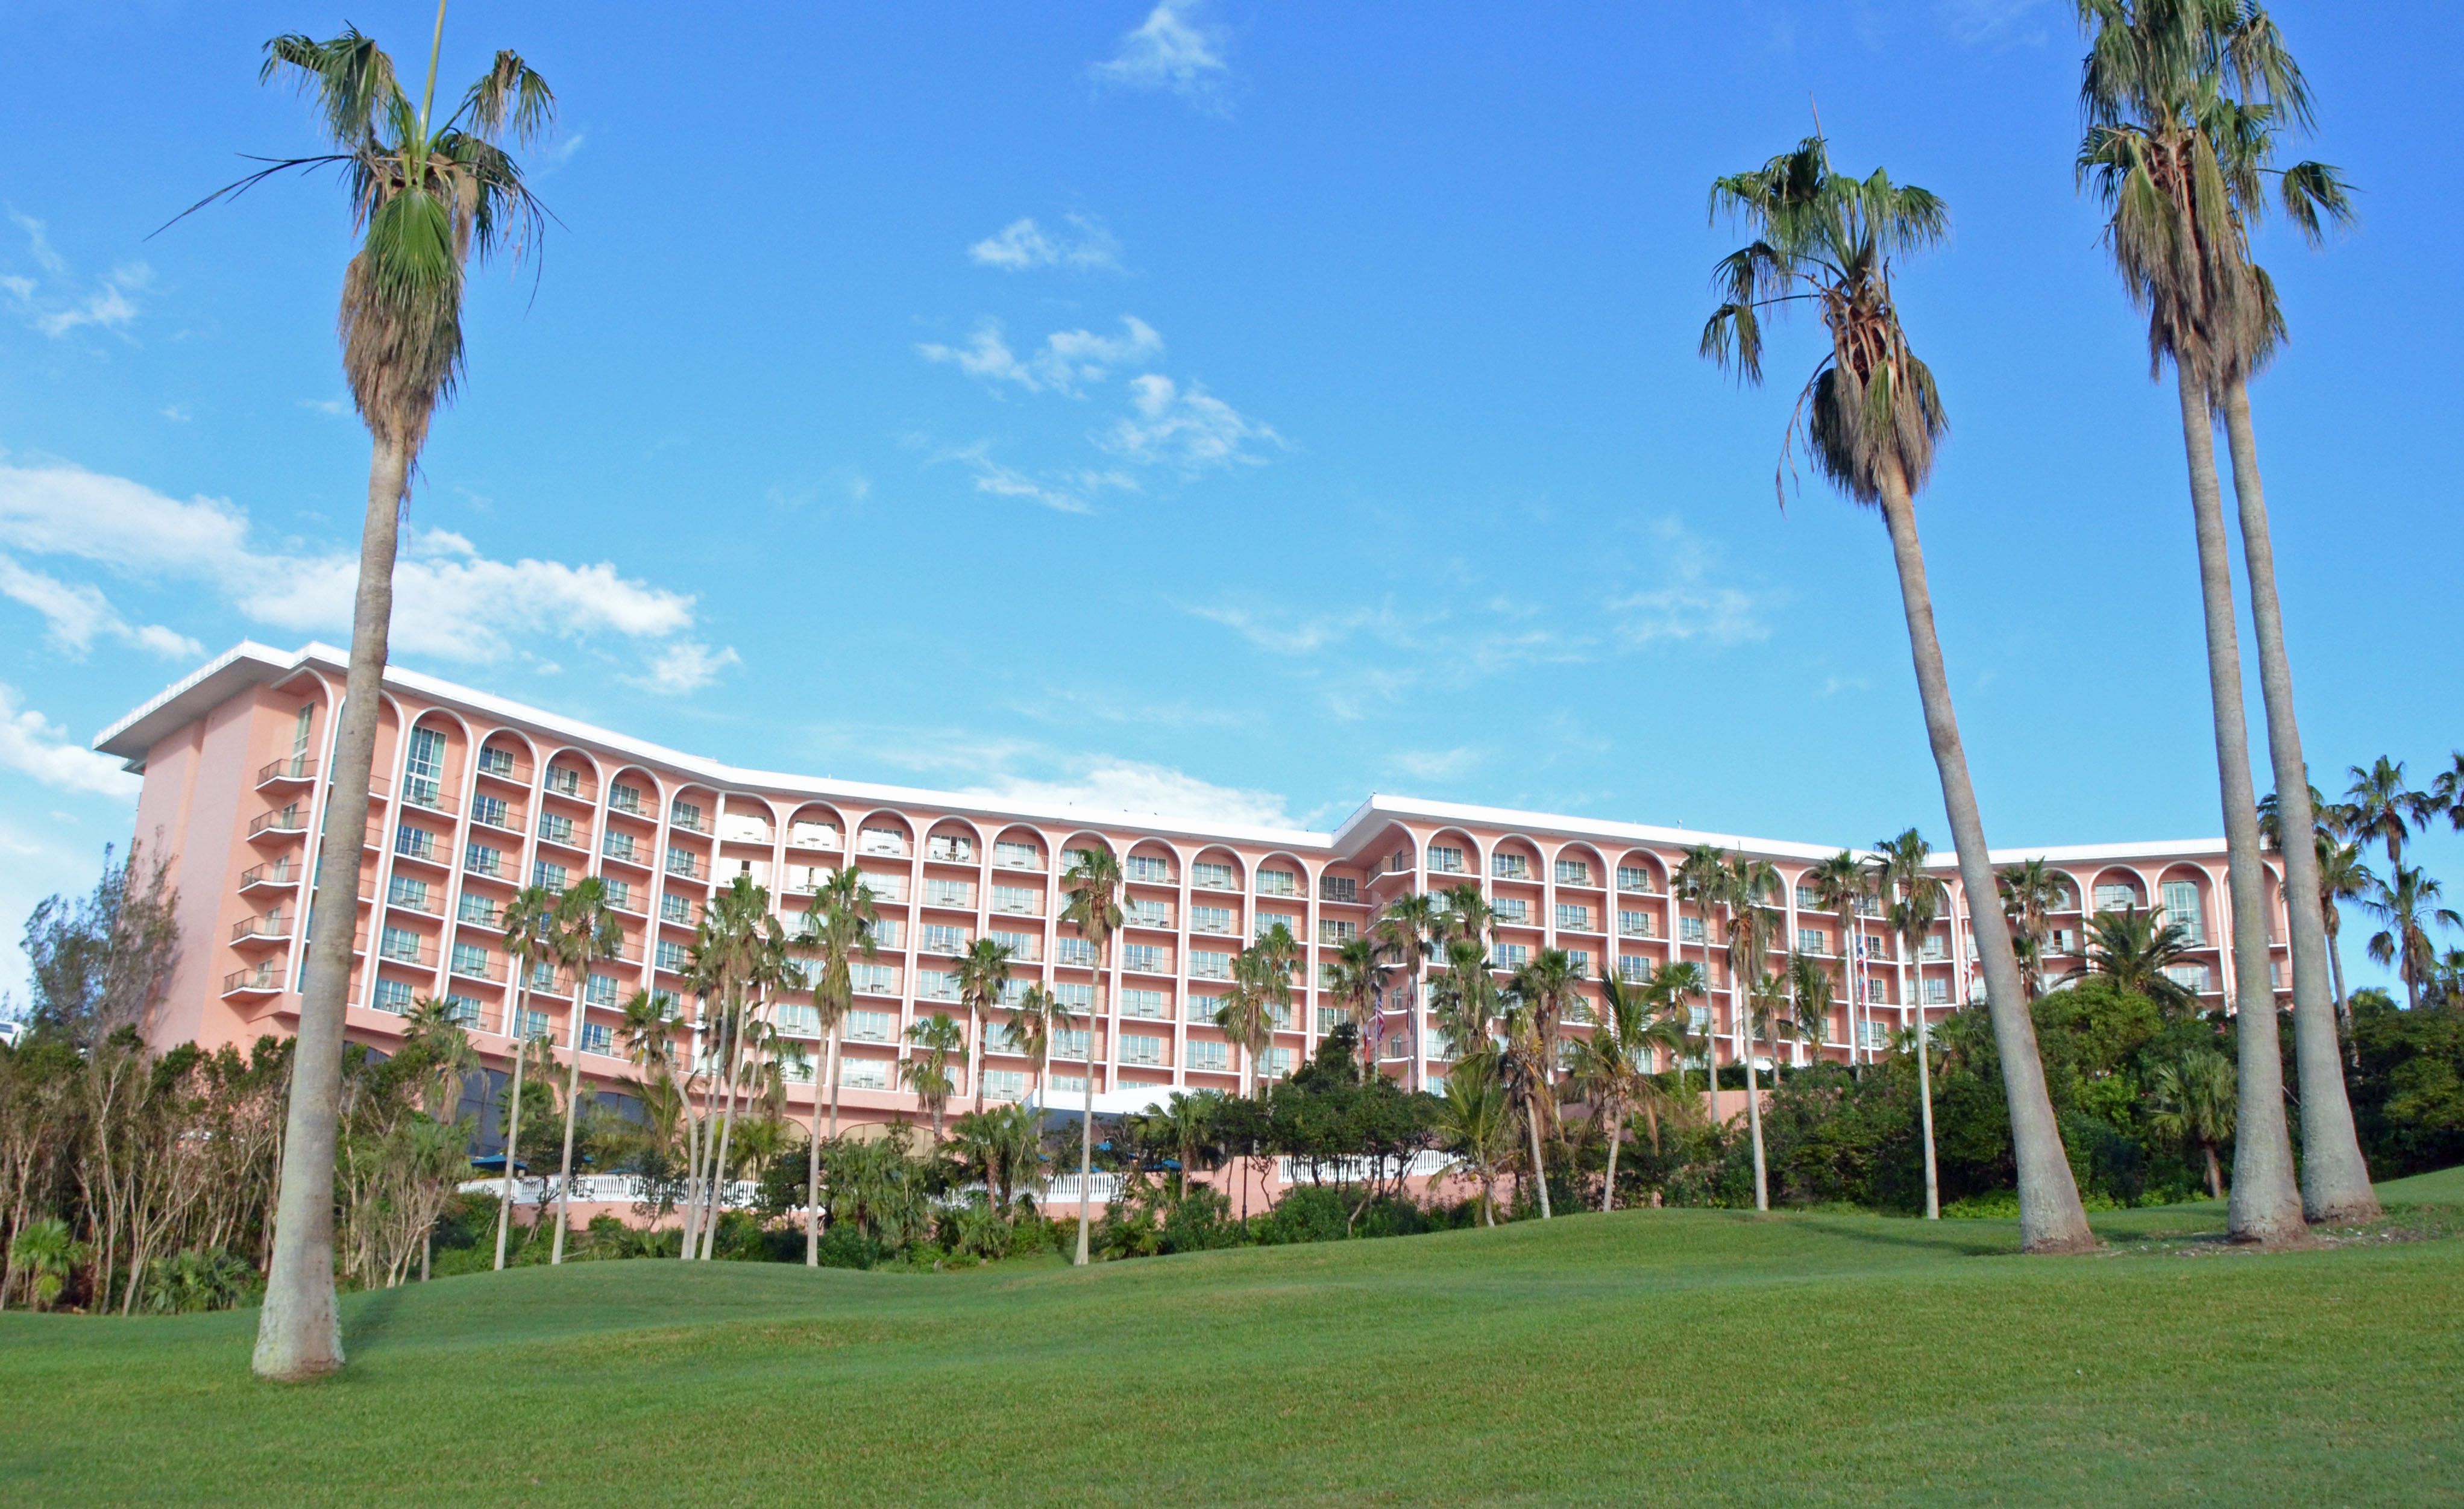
left=668, top=810, right=708, bottom=835
left=602, top=833, right=647, bottom=866
left=993, top=847, right=1044, bottom=874
left=400, top=784, right=458, bottom=817
left=537, top=820, right=591, bottom=853
left=474, top=751, right=532, bottom=785
left=474, top=805, right=526, bottom=835
left=239, top=861, right=298, bottom=893
left=230, top=914, right=291, bottom=945
left=247, top=805, right=309, bottom=839
left=542, top=769, right=596, bottom=802
left=222, top=965, right=284, bottom=997
left=376, top=938, right=438, bottom=968
left=257, top=754, right=316, bottom=789
left=449, top=952, right=507, bottom=984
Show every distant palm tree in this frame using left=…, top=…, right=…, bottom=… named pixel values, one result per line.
left=793, top=865, right=876, bottom=1266
left=2362, top=868, right=2462, bottom=1012
left=1058, top=845, right=1125, bottom=1267
left=2073, top=904, right=2201, bottom=1019
left=2430, top=753, right=2464, bottom=837
left=2345, top=758, right=2434, bottom=874
left=1702, top=133, right=2092, bottom=1252
left=1214, top=950, right=1278, bottom=1098
left=2148, top=1048, right=2239, bottom=1200
left=2316, top=842, right=2375, bottom=1029
left=1427, top=936, right=1499, bottom=1074
left=400, top=995, right=479, bottom=1122
left=1868, top=831, right=1946, bottom=1220
left=1152, top=1091, right=1221, bottom=1197
left=1008, top=984, right=1064, bottom=1102
left=690, top=877, right=791, bottom=1260
left=902, top=1014, right=964, bottom=1140
left=1996, top=859, right=2069, bottom=1003
left=1375, top=891, right=1443, bottom=1090
left=546, top=877, right=621, bottom=1265
left=1787, top=950, right=1835, bottom=1065
left=1673, top=845, right=1732, bottom=1122
left=1572, top=967, right=1664, bottom=1209
left=1805, top=852, right=1870, bottom=1066
left=1724, top=856, right=1782, bottom=1079
left=1325, top=935, right=1388, bottom=1081
left=1501, top=952, right=1580, bottom=1222
left=493, top=884, right=561, bottom=1271
left=1432, top=1051, right=1517, bottom=1227
left=951, top=938, right=1015, bottom=1117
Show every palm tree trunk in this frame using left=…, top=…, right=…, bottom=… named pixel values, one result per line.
left=1700, top=915, right=1721, bottom=1127
left=253, top=436, right=408, bottom=1378
left=549, top=998, right=587, bottom=1265
left=1601, top=1097, right=1621, bottom=1213
left=1524, top=1093, right=1552, bottom=1219
left=970, top=1003, right=986, bottom=1117
left=494, top=1008, right=529, bottom=1270
left=677, top=1065, right=705, bottom=1260
left=827, top=1021, right=844, bottom=1138
left=699, top=1010, right=744, bottom=1260
left=1744, top=1047, right=1768, bottom=1212
left=1073, top=953, right=1105, bottom=1267
left=1913, top=1005, right=1940, bottom=1220
left=2174, top=373, right=2307, bottom=1247
left=2205, top=1143, right=2224, bottom=1202
left=2218, top=375, right=2379, bottom=1224
left=1875, top=460, right=2093, bottom=1252
left=805, top=1064, right=824, bottom=1266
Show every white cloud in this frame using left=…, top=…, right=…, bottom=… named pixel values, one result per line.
left=964, top=758, right=1292, bottom=830
left=1603, top=518, right=1774, bottom=647
left=1092, top=1, right=1232, bottom=108
left=547, top=131, right=588, bottom=166
left=945, top=443, right=1140, bottom=516
left=0, top=685, right=141, bottom=799
left=1101, top=374, right=1281, bottom=473
left=1186, top=603, right=1376, bottom=656
left=1941, top=0, right=2054, bottom=45
left=920, top=316, right=1163, bottom=397
left=299, top=398, right=348, bottom=416
left=0, top=554, right=201, bottom=659
left=8, top=210, right=64, bottom=275
left=1394, top=747, right=1484, bottom=783
left=0, top=459, right=720, bottom=682
left=967, top=215, right=1123, bottom=272
left=33, top=265, right=148, bottom=337
left=624, top=641, right=741, bottom=695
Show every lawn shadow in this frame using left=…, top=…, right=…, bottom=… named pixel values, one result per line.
left=1791, top=1214, right=2016, bottom=1259
left=341, top=1284, right=406, bottom=1354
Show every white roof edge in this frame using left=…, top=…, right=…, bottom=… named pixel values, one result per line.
left=93, top=644, right=2229, bottom=866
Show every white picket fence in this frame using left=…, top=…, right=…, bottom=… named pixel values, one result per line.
left=456, top=1175, right=758, bottom=1208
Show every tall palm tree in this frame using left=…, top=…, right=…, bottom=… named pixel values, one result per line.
left=2077, top=0, right=2346, bottom=1240
left=1996, top=859, right=2070, bottom=1003
left=2072, top=903, right=2202, bottom=1019
left=545, top=877, right=621, bottom=1265
left=1325, top=935, right=1388, bottom=1081
left=1806, top=851, right=1869, bottom=1066
left=1672, top=845, right=1732, bottom=1122
left=1649, top=959, right=1711, bottom=1139
left=1867, top=832, right=1946, bottom=1220
left=1788, top=950, right=1836, bottom=1067
left=1058, top=845, right=1125, bottom=1267
left=1572, top=962, right=1678, bottom=1211
left=202, top=20, right=553, bottom=1379
left=492, top=883, right=560, bottom=1271
left=2148, top=1047, right=2239, bottom=1200
left=1251, top=920, right=1301, bottom=1084
left=2430, top=753, right=2464, bottom=837
left=1702, top=137, right=2093, bottom=1252
left=1724, top=857, right=1782, bottom=1075
left=1375, top=891, right=1442, bottom=1090
left=692, top=877, right=789, bottom=1260
left=400, top=994, right=479, bottom=1122
left=951, top=938, right=1015, bottom=1117
left=2362, top=868, right=2462, bottom=1012
left=901, top=1014, right=964, bottom=1140
left=1442, top=881, right=1499, bottom=958
left=1495, top=997, right=1554, bottom=1221
left=1427, top=936, right=1499, bottom=1073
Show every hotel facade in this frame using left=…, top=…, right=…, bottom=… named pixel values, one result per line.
left=99, top=642, right=2293, bottom=1133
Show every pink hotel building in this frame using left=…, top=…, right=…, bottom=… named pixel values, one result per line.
left=102, top=642, right=2292, bottom=1132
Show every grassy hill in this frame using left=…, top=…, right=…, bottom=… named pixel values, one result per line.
left=3, top=1189, right=2460, bottom=1507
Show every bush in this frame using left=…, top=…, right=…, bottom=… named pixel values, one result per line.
left=140, top=1248, right=259, bottom=1313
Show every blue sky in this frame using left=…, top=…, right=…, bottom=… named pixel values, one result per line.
left=2, top=0, right=2458, bottom=1008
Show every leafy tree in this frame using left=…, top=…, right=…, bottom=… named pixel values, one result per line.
left=1702, top=130, right=2093, bottom=1253
left=21, top=842, right=180, bottom=1051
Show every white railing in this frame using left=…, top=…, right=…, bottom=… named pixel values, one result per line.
left=456, top=1175, right=759, bottom=1208
left=1042, top=1173, right=1124, bottom=1203
left=1275, top=1151, right=1452, bottom=1184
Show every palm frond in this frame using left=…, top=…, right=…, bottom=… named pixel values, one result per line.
left=261, top=28, right=402, bottom=148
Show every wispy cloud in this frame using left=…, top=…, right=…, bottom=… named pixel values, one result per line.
left=0, top=685, right=141, bottom=799
left=8, top=210, right=64, bottom=275
left=1091, top=1, right=1233, bottom=110
left=1940, top=0, right=2055, bottom=46
left=920, top=316, right=1163, bottom=396
left=0, top=554, right=200, bottom=660
left=1394, top=747, right=1485, bottom=783
left=1101, top=374, right=1281, bottom=474
left=964, top=759, right=1293, bottom=829
left=967, top=215, right=1123, bottom=272
left=1603, top=517, right=1775, bottom=648
left=5, top=212, right=149, bottom=339
left=624, top=641, right=741, bottom=695
left=942, top=443, right=1138, bottom=516
left=298, top=398, right=348, bottom=416
left=0, top=459, right=734, bottom=683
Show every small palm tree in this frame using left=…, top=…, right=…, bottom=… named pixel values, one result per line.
left=2362, top=868, right=2463, bottom=1012
left=546, top=877, right=621, bottom=1264
left=1325, top=935, right=1389, bottom=1082
left=1058, top=845, right=1125, bottom=1267
left=8, top=1218, right=88, bottom=1312
left=1806, top=851, right=1870, bottom=1066
left=400, top=995, right=479, bottom=1122
left=902, top=1014, right=964, bottom=1140
left=1008, top=984, right=1064, bottom=1101
left=1702, top=133, right=2091, bottom=1252
left=1433, top=1051, right=1518, bottom=1227
left=793, top=866, right=876, bottom=1264
left=2149, top=1048, right=2239, bottom=1199
left=1788, top=950, right=1835, bottom=1064
left=2317, top=842, right=2375, bottom=1029
left=1868, top=830, right=1947, bottom=1220
left=1153, top=1091, right=1222, bottom=1197
left=192, top=22, right=556, bottom=1379
left=1496, top=996, right=1557, bottom=1221
left=1213, top=952, right=1278, bottom=1099
left=1375, top=891, right=1444, bottom=1089
left=1427, top=936, right=1499, bottom=1073
left=492, top=883, right=561, bottom=1271
left=1996, top=859, right=2070, bottom=1003
left=2072, top=904, right=2202, bottom=1018
left=1571, top=962, right=1679, bottom=1210
left=1673, top=845, right=1732, bottom=1116
left=951, top=938, right=1016, bottom=1117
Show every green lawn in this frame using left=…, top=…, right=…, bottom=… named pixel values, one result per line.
left=4, top=1185, right=2461, bottom=1508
